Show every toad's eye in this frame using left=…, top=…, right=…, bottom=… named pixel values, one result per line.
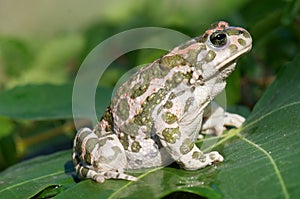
left=209, top=31, right=227, bottom=47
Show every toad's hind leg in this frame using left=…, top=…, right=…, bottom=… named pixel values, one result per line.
left=72, top=127, right=137, bottom=183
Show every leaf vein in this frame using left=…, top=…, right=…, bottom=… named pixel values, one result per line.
left=244, top=101, right=300, bottom=130
left=108, top=167, right=163, bottom=199
left=237, top=133, right=290, bottom=199
left=0, top=170, right=64, bottom=194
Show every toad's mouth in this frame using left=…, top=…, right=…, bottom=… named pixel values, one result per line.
left=206, top=43, right=252, bottom=81
left=216, top=43, right=252, bottom=71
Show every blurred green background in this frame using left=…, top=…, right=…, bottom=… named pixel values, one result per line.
left=0, top=0, right=299, bottom=171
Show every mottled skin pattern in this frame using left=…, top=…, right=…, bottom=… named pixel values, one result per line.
left=73, top=21, right=252, bottom=183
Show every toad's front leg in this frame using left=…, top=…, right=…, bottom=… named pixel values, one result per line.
left=201, top=101, right=245, bottom=136
left=72, top=128, right=137, bottom=183
left=156, top=124, right=224, bottom=170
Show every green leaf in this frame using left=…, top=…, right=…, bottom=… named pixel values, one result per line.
left=0, top=150, right=222, bottom=199
left=0, top=150, right=74, bottom=198
left=217, top=54, right=300, bottom=198
left=0, top=84, right=112, bottom=120
left=1, top=55, right=299, bottom=198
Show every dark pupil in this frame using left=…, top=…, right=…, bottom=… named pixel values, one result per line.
left=210, top=32, right=227, bottom=47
